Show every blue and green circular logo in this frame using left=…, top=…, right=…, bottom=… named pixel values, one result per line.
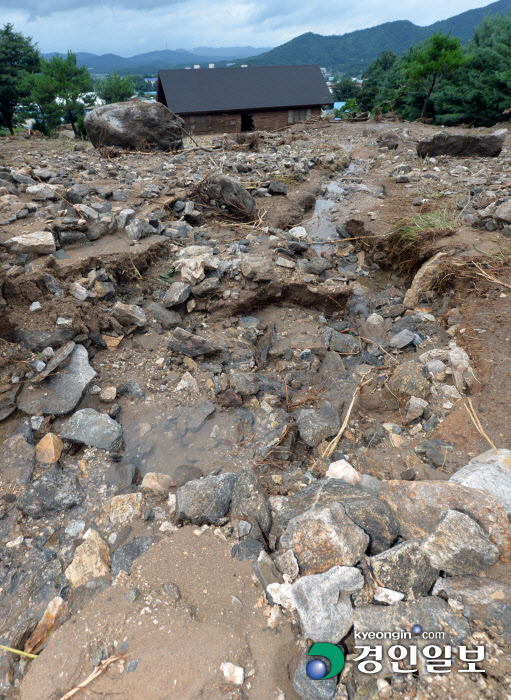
left=306, top=643, right=345, bottom=680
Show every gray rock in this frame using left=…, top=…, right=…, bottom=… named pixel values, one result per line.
left=280, top=505, right=369, bottom=575
left=389, top=329, right=415, bottom=349
left=17, top=468, right=84, bottom=518
left=113, top=301, right=147, bottom=327
left=106, top=461, right=137, bottom=490
left=278, top=479, right=398, bottom=555
left=168, top=327, right=220, bottom=358
left=198, top=173, right=257, bottom=219
left=450, top=449, right=511, bottom=515
left=15, top=328, right=77, bottom=352
left=386, top=360, right=429, bottom=402
left=230, top=372, right=259, bottom=396
left=117, top=379, right=145, bottom=399
left=0, top=434, right=35, bottom=485
left=293, top=656, right=337, bottom=700
left=268, top=181, right=288, bottom=195
left=301, top=258, right=332, bottom=275
left=251, top=550, right=282, bottom=604
left=417, top=130, right=506, bottom=158
left=60, top=408, right=123, bottom=451
left=162, top=282, right=191, bottom=307
left=328, top=331, right=360, bottom=355
left=422, top=509, right=499, bottom=575
left=494, top=200, right=511, bottom=225
left=240, top=254, right=273, bottom=281
left=297, top=402, right=341, bottom=447
left=231, top=468, right=272, bottom=543
left=125, top=218, right=155, bottom=241
left=274, top=549, right=299, bottom=580
left=433, top=575, right=511, bottom=643
left=4, top=231, right=56, bottom=255
left=84, top=100, right=183, bottom=151
left=370, top=540, right=439, bottom=600
left=111, top=536, right=158, bottom=575
left=175, top=472, right=237, bottom=525
left=146, top=302, right=181, bottom=330
left=173, top=464, right=204, bottom=487
left=283, top=566, right=364, bottom=643
left=17, top=344, right=96, bottom=416
left=192, top=277, right=221, bottom=298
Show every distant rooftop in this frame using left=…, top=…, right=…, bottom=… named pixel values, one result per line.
left=157, top=65, right=333, bottom=115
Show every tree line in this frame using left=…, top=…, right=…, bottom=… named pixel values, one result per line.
left=0, top=24, right=149, bottom=136
left=331, top=14, right=511, bottom=127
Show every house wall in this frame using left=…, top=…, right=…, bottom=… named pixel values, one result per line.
left=181, top=106, right=322, bottom=135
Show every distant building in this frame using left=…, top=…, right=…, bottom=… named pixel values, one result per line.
left=156, top=65, right=333, bottom=135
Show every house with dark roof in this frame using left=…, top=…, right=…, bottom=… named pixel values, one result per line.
left=156, top=65, right=333, bottom=135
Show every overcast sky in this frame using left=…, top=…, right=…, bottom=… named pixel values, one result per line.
left=3, top=1, right=497, bottom=55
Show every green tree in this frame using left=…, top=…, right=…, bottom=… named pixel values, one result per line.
left=401, top=31, right=469, bottom=119
left=22, top=70, right=61, bottom=134
left=0, top=24, right=39, bottom=134
left=95, top=71, right=134, bottom=103
left=43, top=52, right=93, bottom=134
left=433, top=15, right=511, bottom=126
left=331, top=78, right=361, bottom=102
left=359, top=51, right=397, bottom=112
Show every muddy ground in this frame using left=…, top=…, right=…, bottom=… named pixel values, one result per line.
left=1, top=118, right=511, bottom=700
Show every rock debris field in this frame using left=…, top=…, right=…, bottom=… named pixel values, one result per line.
left=0, top=112, right=511, bottom=700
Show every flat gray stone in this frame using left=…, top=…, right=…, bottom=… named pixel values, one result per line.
left=162, top=282, right=191, bottom=307
left=450, top=449, right=511, bottom=515
left=175, top=472, right=237, bottom=525
left=422, top=509, right=499, bottom=575
left=168, top=327, right=220, bottom=358
left=146, top=302, right=181, bottom=330
left=0, top=434, right=35, bottom=485
left=17, top=345, right=96, bottom=416
left=60, top=408, right=123, bottom=451
left=17, top=468, right=84, bottom=518
left=231, top=468, right=272, bottom=543
left=389, top=329, right=415, bottom=349
left=296, top=402, right=341, bottom=447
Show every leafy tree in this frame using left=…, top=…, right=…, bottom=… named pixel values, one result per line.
left=359, top=51, right=397, bottom=111
left=44, top=52, right=92, bottom=134
left=0, top=24, right=39, bottom=134
left=400, top=31, right=469, bottom=119
left=335, top=98, right=359, bottom=119
left=22, top=70, right=61, bottom=134
left=95, top=71, right=134, bottom=103
left=331, top=78, right=361, bottom=102
left=433, top=15, right=511, bottom=126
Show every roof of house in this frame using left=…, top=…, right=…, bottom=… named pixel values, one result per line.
left=157, top=65, right=334, bottom=115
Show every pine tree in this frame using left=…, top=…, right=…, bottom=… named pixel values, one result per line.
left=0, top=24, right=39, bottom=134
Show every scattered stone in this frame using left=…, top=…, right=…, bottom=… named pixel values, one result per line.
left=162, top=282, right=191, bottom=307
left=279, top=505, right=369, bottom=575
left=0, top=433, right=35, bottom=485
left=17, top=344, right=96, bottom=416
left=370, top=540, right=439, bottom=600
left=141, top=472, right=173, bottom=492
left=296, top=403, right=341, bottom=447
left=198, top=173, right=257, bottom=220
left=4, top=231, right=56, bottom=255
left=113, top=301, right=147, bottom=327
left=389, top=329, right=415, bottom=349
left=405, top=396, right=428, bottom=422
left=65, top=529, right=111, bottom=587
left=111, top=536, right=158, bottom=575
left=325, top=459, right=361, bottom=485
left=230, top=468, right=272, bottom=543
left=269, top=566, right=364, bottom=643
left=99, top=386, right=116, bottom=403
left=35, top=433, right=63, bottom=464
left=175, top=472, right=237, bottom=525
left=59, top=408, right=123, bottom=451
left=146, top=302, right=181, bottom=329
left=274, top=549, right=299, bottom=580
left=220, top=662, right=244, bottom=686
left=17, top=468, right=83, bottom=518
left=386, top=361, right=429, bottom=402
left=107, top=493, right=143, bottom=525
left=422, top=509, right=499, bottom=575
left=168, top=327, right=220, bottom=358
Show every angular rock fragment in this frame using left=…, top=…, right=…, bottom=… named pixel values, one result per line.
left=0, top=433, right=35, bottom=485
left=60, top=408, right=123, bottom=451
left=269, top=566, right=364, bottom=643
left=168, top=327, right=220, bottom=358
left=231, top=468, right=272, bottom=543
left=422, top=509, right=499, bottom=575
left=4, top=231, right=56, bottom=255
left=386, top=360, right=429, bottom=402
left=370, top=540, right=439, bottom=600
left=111, top=536, right=158, bottom=575
left=17, top=344, right=95, bottom=416
left=198, top=173, right=257, bottom=220
left=113, top=301, right=147, bottom=327
left=175, top=472, right=237, bottom=525
left=162, top=282, right=191, bottom=307
left=417, top=130, right=506, bottom=158
left=450, top=448, right=511, bottom=515
left=17, top=468, right=84, bottom=518
left=279, top=505, right=369, bottom=575
left=65, top=529, right=111, bottom=587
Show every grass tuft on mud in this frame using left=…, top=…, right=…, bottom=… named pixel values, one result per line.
left=384, top=209, right=456, bottom=273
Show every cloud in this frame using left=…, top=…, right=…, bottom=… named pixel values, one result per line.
left=2, top=0, right=497, bottom=56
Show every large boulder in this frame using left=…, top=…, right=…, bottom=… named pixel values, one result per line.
left=84, top=100, right=183, bottom=151
left=197, top=173, right=257, bottom=220
left=416, top=129, right=506, bottom=158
